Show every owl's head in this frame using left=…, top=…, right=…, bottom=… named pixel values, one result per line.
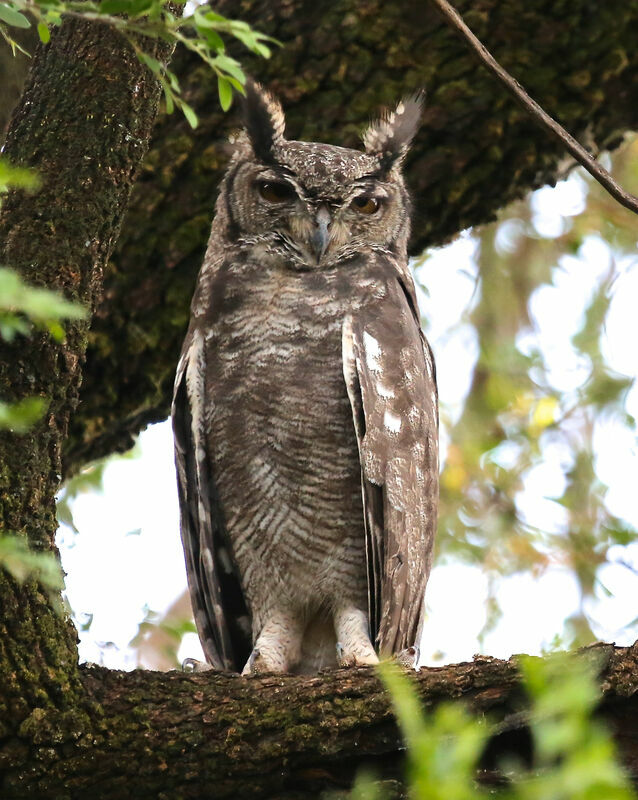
left=221, top=80, right=423, bottom=269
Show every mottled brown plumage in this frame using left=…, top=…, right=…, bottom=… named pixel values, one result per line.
left=172, top=81, right=438, bottom=674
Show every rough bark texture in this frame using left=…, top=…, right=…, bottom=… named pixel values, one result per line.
left=0, top=13, right=173, bottom=781
left=59, top=0, right=638, bottom=473
left=0, top=643, right=637, bottom=798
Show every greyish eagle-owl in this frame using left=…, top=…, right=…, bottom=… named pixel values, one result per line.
left=172, top=81, right=438, bottom=675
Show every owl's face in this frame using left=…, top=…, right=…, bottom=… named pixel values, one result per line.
left=221, top=83, right=422, bottom=271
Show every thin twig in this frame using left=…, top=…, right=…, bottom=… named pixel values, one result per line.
left=429, top=0, right=638, bottom=216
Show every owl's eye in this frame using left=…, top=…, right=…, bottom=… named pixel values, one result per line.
left=257, top=181, right=296, bottom=203
left=351, top=195, right=380, bottom=215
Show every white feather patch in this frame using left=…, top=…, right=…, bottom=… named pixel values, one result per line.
left=363, top=331, right=382, bottom=373
left=384, top=409, right=402, bottom=433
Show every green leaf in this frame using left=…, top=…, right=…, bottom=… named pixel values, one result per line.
left=197, top=8, right=227, bottom=23
left=214, top=53, right=245, bottom=84
left=199, top=25, right=224, bottom=52
left=0, top=157, right=40, bottom=192
left=0, top=268, right=87, bottom=329
left=192, top=9, right=223, bottom=30
left=162, top=82, right=175, bottom=114
left=36, top=21, right=50, bottom=42
left=46, top=320, right=66, bottom=341
left=44, top=9, right=61, bottom=25
left=0, top=3, right=31, bottom=28
left=136, top=50, right=162, bottom=75
left=0, top=312, right=30, bottom=340
left=127, top=0, right=155, bottom=16
left=225, top=75, right=244, bottom=94
left=253, top=42, right=271, bottom=59
left=180, top=101, right=198, bottom=129
left=99, top=0, right=133, bottom=14
left=0, top=397, right=47, bottom=433
left=166, top=67, right=180, bottom=92
left=217, top=75, right=232, bottom=111
left=0, top=533, right=64, bottom=592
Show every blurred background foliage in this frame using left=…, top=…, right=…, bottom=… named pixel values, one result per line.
left=419, top=133, right=638, bottom=653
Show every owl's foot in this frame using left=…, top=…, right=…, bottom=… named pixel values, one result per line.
left=393, top=645, right=420, bottom=670
left=242, top=610, right=304, bottom=675
left=182, top=657, right=214, bottom=672
left=334, top=605, right=379, bottom=667
left=241, top=646, right=297, bottom=675
left=241, top=648, right=266, bottom=675
left=336, top=641, right=379, bottom=667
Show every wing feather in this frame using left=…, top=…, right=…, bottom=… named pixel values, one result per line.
left=343, top=276, right=438, bottom=655
left=172, top=326, right=251, bottom=671
left=343, top=317, right=384, bottom=639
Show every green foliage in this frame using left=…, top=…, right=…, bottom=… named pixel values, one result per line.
left=0, top=157, right=40, bottom=192
left=0, top=265, right=86, bottom=429
left=516, top=654, right=633, bottom=800
left=0, top=266, right=87, bottom=342
left=0, top=0, right=278, bottom=125
left=362, top=655, right=636, bottom=800
left=0, top=396, right=46, bottom=432
left=0, top=533, right=64, bottom=593
left=371, top=661, right=489, bottom=800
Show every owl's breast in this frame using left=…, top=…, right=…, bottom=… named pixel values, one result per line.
left=200, top=255, right=378, bottom=608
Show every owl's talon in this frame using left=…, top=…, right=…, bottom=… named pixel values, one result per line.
left=182, top=657, right=213, bottom=673
left=393, top=646, right=420, bottom=670
left=242, top=647, right=264, bottom=675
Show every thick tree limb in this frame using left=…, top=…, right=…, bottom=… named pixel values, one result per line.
left=429, top=0, right=638, bottom=215
left=1, top=643, right=637, bottom=798
left=61, top=0, right=638, bottom=473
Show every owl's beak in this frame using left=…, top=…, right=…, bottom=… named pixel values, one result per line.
left=311, top=205, right=331, bottom=260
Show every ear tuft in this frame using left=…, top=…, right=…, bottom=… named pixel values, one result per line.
left=363, top=91, right=425, bottom=170
left=241, top=78, right=286, bottom=163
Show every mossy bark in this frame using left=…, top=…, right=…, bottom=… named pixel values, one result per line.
left=1, top=643, right=637, bottom=798
left=57, top=0, right=638, bottom=473
left=0, top=13, right=173, bottom=775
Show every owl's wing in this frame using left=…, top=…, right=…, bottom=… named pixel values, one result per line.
left=172, top=325, right=251, bottom=672
left=342, top=276, right=438, bottom=656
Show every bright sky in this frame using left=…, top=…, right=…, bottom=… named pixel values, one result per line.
left=56, top=168, right=638, bottom=671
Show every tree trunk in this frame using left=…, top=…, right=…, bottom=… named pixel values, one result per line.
left=0, top=15, right=173, bottom=786
left=0, top=643, right=637, bottom=798
left=57, top=0, right=638, bottom=474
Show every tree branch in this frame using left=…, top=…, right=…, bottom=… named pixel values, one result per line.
left=429, top=0, right=638, bottom=215
left=2, top=643, right=638, bottom=798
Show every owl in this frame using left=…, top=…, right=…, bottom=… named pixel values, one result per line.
left=172, top=81, right=438, bottom=675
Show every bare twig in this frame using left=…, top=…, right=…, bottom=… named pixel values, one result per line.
left=429, top=0, right=638, bottom=216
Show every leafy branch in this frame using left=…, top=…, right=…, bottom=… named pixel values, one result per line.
left=0, top=0, right=278, bottom=124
